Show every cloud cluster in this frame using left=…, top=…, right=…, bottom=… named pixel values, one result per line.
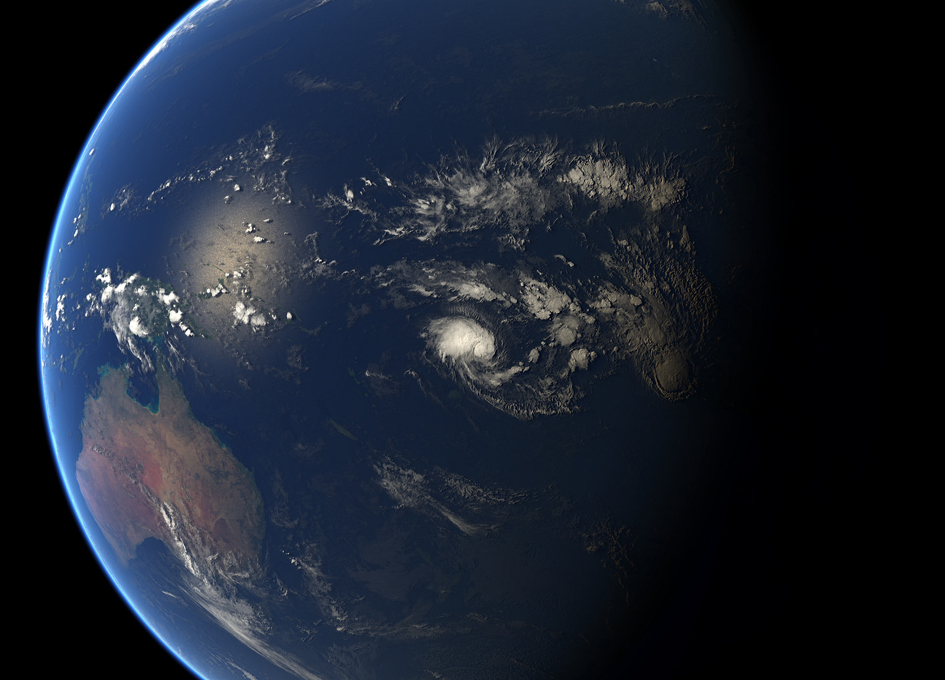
left=321, top=137, right=683, bottom=251
left=85, top=268, right=192, bottom=371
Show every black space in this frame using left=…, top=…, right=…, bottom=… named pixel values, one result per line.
left=26, top=2, right=875, bottom=679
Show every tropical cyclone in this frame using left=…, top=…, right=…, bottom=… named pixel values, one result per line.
left=76, top=363, right=264, bottom=569
left=429, top=317, right=496, bottom=362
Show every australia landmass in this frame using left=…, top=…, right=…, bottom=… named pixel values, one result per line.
left=76, top=362, right=264, bottom=569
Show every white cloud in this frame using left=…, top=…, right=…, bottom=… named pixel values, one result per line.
left=84, top=270, right=192, bottom=371
left=374, top=457, right=525, bottom=536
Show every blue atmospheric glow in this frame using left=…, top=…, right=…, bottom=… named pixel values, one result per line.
left=39, top=4, right=210, bottom=680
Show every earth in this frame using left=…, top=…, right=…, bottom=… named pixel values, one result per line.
left=37, top=1, right=873, bottom=679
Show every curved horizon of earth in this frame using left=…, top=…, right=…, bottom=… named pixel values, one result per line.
left=38, top=1, right=869, bottom=679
